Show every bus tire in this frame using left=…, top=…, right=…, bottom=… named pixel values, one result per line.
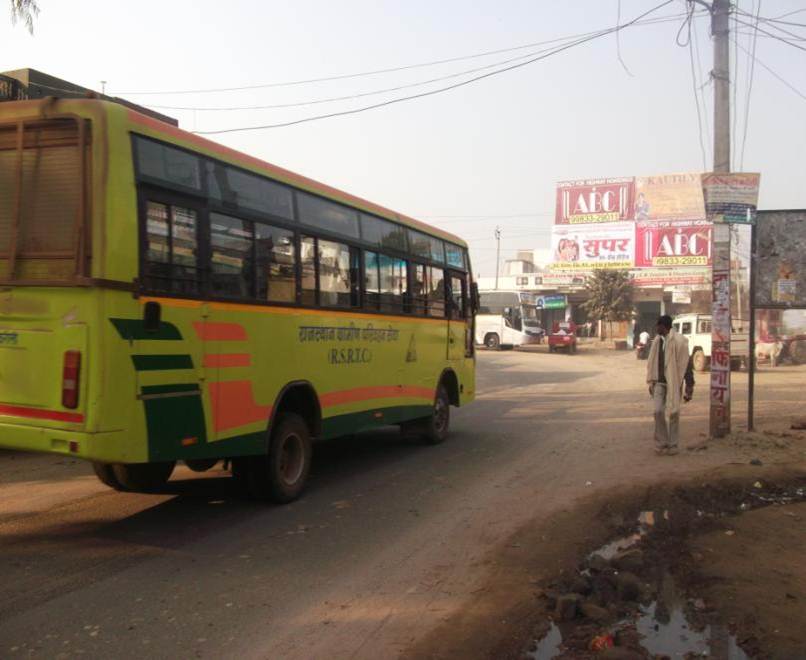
left=692, top=349, right=707, bottom=372
left=111, top=461, right=175, bottom=492
left=484, top=333, right=500, bottom=350
left=404, top=384, right=451, bottom=445
left=244, top=413, right=312, bottom=504
left=91, top=461, right=125, bottom=490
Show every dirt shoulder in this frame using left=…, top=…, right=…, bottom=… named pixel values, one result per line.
left=406, top=459, right=806, bottom=659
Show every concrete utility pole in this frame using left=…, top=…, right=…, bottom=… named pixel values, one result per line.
left=494, top=226, right=501, bottom=290
left=712, top=0, right=731, bottom=174
left=709, top=0, right=733, bottom=438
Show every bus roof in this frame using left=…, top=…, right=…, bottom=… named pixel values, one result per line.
left=117, top=103, right=467, bottom=247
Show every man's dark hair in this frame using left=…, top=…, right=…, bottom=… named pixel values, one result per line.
left=657, top=315, right=673, bottom=329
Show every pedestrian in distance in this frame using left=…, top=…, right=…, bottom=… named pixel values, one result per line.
left=646, top=315, right=694, bottom=455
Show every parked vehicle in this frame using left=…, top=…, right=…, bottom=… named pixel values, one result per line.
left=672, top=314, right=749, bottom=371
left=475, top=291, right=543, bottom=348
left=548, top=321, right=577, bottom=354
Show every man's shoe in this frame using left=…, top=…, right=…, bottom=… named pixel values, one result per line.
left=654, top=447, right=668, bottom=455
left=666, top=447, right=680, bottom=456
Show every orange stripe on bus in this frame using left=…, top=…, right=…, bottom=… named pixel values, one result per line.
left=203, top=353, right=251, bottom=368
left=320, top=385, right=435, bottom=408
left=192, top=321, right=248, bottom=341
left=208, top=380, right=271, bottom=433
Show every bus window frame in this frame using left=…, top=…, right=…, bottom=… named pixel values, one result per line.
left=132, top=134, right=472, bottom=319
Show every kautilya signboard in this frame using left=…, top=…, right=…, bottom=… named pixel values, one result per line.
left=634, top=221, right=712, bottom=268
left=555, top=178, right=634, bottom=224
left=551, top=223, right=634, bottom=270
left=634, top=173, right=705, bottom=221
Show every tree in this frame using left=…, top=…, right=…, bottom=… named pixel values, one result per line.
left=581, top=270, right=635, bottom=341
left=10, top=0, right=39, bottom=33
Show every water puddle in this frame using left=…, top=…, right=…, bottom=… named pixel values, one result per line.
left=635, top=574, right=748, bottom=659
left=587, top=510, right=661, bottom=561
left=528, top=622, right=561, bottom=659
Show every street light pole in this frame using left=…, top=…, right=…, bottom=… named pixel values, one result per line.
left=494, top=226, right=501, bottom=290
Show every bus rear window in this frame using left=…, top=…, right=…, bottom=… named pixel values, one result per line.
left=0, top=118, right=90, bottom=282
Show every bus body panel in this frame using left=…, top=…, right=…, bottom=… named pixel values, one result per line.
left=0, top=99, right=475, bottom=465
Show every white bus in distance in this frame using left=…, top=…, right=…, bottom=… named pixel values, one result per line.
left=475, top=291, right=544, bottom=349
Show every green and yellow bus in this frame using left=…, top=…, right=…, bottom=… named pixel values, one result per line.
left=0, top=98, right=476, bottom=502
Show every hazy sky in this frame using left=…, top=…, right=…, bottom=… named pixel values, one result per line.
left=4, top=0, right=804, bottom=277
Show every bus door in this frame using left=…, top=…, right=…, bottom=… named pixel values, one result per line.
left=447, top=270, right=470, bottom=361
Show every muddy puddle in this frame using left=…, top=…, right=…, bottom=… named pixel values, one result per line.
left=527, top=480, right=806, bottom=659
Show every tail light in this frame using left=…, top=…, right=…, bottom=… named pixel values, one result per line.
left=62, top=350, right=81, bottom=409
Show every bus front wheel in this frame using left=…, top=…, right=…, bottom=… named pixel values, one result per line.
left=484, top=333, right=500, bottom=350
left=239, top=413, right=312, bottom=504
left=403, top=384, right=450, bottom=445
left=111, top=462, right=175, bottom=492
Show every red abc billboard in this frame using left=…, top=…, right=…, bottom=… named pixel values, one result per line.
left=635, top=221, right=712, bottom=268
left=555, top=177, right=634, bottom=224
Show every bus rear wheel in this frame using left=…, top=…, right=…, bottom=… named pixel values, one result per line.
left=91, top=461, right=125, bottom=491
left=239, top=413, right=312, bottom=504
left=111, top=462, right=175, bottom=492
left=403, top=384, right=450, bottom=445
left=484, top=333, right=500, bottom=350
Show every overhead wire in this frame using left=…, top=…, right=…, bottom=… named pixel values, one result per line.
left=731, top=35, right=806, bottom=102
left=732, top=0, right=741, bottom=170
left=732, top=15, right=806, bottom=52
left=739, top=0, right=761, bottom=171
left=112, top=11, right=688, bottom=98
left=192, top=0, right=678, bottom=135
left=143, top=12, right=692, bottom=112
left=680, top=1, right=708, bottom=170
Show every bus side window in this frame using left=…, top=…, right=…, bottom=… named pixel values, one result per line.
left=379, top=254, right=407, bottom=313
left=210, top=212, right=254, bottom=299
left=449, top=274, right=466, bottom=320
left=427, top=267, right=445, bottom=318
left=300, top=236, right=317, bottom=306
left=364, top=250, right=380, bottom=310
left=411, top=263, right=428, bottom=315
left=318, top=239, right=354, bottom=308
left=255, top=222, right=296, bottom=303
left=143, top=201, right=202, bottom=295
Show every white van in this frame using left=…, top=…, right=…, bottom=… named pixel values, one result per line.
left=672, top=313, right=750, bottom=371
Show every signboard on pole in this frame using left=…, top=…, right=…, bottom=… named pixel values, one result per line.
left=555, top=178, right=635, bottom=224
left=536, top=294, right=567, bottom=309
left=550, top=223, right=634, bottom=270
left=634, top=221, right=713, bottom=268
left=754, top=209, right=806, bottom=308
left=634, top=173, right=706, bottom=221
left=709, top=223, right=732, bottom=437
left=701, top=172, right=760, bottom=224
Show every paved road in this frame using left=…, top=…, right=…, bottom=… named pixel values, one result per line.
left=1, top=345, right=803, bottom=659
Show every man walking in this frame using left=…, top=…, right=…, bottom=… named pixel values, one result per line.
left=646, top=315, right=694, bottom=455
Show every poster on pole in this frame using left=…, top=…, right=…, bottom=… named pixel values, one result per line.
left=634, top=221, right=712, bottom=268
left=634, top=173, right=706, bottom=221
left=555, top=178, right=634, bottom=224
left=754, top=210, right=806, bottom=308
left=701, top=172, right=760, bottom=224
left=550, top=223, right=634, bottom=270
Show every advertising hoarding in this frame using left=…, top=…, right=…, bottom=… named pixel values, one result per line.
left=550, top=223, right=634, bottom=270
left=634, top=172, right=705, bottom=221
left=555, top=177, right=634, bottom=224
left=702, top=172, right=760, bottom=224
left=629, top=267, right=710, bottom=288
left=755, top=210, right=806, bottom=308
left=634, top=220, right=712, bottom=268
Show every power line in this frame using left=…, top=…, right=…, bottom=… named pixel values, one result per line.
left=731, top=35, right=806, bottom=102
left=740, top=0, right=761, bottom=171
left=679, top=1, right=708, bottom=170
left=193, top=0, right=677, bottom=135
left=113, top=11, right=688, bottom=98
left=145, top=40, right=587, bottom=113
left=143, top=13, right=691, bottom=112
left=731, top=1, right=741, bottom=170
left=732, top=15, right=806, bottom=52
